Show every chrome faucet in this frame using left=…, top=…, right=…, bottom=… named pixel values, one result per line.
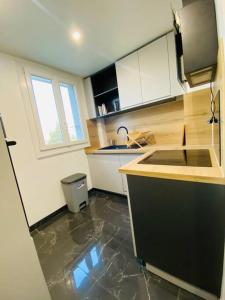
left=117, top=126, right=129, bottom=141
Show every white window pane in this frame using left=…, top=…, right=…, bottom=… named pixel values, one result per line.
left=60, top=83, right=84, bottom=141
left=31, top=75, right=64, bottom=145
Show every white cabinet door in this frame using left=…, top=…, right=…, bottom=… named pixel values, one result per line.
left=88, top=154, right=123, bottom=194
left=119, top=154, right=141, bottom=194
left=116, top=52, right=142, bottom=109
left=83, top=77, right=96, bottom=119
left=138, top=35, right=171, bottom=103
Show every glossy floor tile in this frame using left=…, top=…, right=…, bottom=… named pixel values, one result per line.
left=32, top=190, right=204, bottom=300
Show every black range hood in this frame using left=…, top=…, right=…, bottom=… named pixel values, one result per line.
left=180, top=0, right=218, bottom=87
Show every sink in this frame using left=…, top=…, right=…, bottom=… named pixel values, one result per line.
left=98, top=145, right=129, bottom=150
left=98, top=144, right=143, bottom=150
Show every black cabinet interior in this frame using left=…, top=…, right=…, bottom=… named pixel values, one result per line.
left=127, top=175, right=225, bottom=297
left=91, top=65, right=118, bottom=96
left=90, top=64, right=120, bottom=117
left=94, top=89, right=119, bottom=115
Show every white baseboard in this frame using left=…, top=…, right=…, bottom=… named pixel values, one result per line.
left=146, top=263, right=218, bottom=300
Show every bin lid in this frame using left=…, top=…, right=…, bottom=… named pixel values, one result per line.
left=61, top=173, right=86, bottom=184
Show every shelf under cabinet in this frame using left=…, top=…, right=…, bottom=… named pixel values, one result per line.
left=94, top=86, right=118, bottom=98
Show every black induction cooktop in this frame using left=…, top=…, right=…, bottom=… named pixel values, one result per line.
left=138, top=149, right=212, bottom=167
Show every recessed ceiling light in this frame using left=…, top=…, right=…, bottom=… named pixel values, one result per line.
left=72, top=31, right=81, bottom=41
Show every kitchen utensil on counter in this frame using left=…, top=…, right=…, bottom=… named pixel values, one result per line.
left=127, top=131, right=155, bottom=148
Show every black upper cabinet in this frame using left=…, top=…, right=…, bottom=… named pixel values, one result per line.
left=91, top=64, right=118, bottom=96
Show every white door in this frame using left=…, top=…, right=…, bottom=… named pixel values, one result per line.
left=0, top=126, right=51, bottom=300
left=138, top=35, right=171, bottom=103
left=119, top=154, right=141, bottom=194
left=116, top=52, right=142, bottom=109
left=88, top=154, right=123, bottom=194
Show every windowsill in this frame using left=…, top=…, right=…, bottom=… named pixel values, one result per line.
left=36, top=140, right=90, bottom=159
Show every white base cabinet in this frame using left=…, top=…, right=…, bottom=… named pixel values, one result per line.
left=119, top=154, right=141, bottom=193
left=88, top=154, right=140, bottom=195
left=88, top=154, right=123, bottom=194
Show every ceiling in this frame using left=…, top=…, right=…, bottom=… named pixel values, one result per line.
left=0, top=0, right=183, bottom=77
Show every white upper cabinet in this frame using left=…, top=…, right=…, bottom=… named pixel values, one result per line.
left=116, top=52, right=142, bottom=109
left=83, top=77, right=96, bottom=119
left=84, top=32, right=183, bottom=116
left=138, top=35, right=171, bottom=103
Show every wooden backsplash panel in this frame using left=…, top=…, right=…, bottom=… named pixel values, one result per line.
left=105, top=100, right=185, bottom=145
left=184, top=89, right=212, bottom=145
left=86, top=89, right=213, bottom=149
left=86, top=119, right=100, bottom=148
left=214, top=38, right=225, bottom=169
left=104, top=89, right=212, bottom=147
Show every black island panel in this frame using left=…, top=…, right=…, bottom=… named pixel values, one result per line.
left=127, top=175, right=225, bottom=297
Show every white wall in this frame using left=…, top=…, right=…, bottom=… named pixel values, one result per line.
left=0, top=52, right=92, bottom=226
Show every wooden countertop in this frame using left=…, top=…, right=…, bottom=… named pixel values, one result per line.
left=119, top=145, right=225, bottom=185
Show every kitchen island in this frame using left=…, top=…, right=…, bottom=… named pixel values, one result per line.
left=119, top=145, right=225, bottom=300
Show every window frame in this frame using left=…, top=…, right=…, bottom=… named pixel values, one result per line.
left=25, top=68, right=88, bottom=152
left=59, top=81, right=85, bottom=143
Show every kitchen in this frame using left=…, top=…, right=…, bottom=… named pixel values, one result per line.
left=0, top=0, right=225, bottom=300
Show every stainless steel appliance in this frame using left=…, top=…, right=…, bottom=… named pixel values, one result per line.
left=180, top=0, right=218, bottom=87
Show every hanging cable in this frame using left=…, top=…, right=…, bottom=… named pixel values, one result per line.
left=208, top=82, right=219, bottom=124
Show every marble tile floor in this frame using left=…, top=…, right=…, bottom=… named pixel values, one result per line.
left=32, top=190, right=203, bottom=300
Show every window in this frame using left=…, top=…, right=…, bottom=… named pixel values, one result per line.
left=31, top=76, right=64, bottom=146
left=29, top=74, right=85, bottom=150
left=60, top=83, right=84, bottom=142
